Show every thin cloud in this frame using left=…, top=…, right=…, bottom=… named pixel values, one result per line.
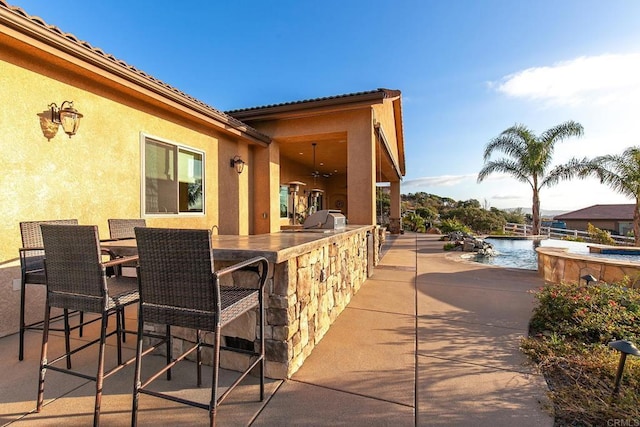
left=491, top=53, right=640, bottom=107
left=492, top=194, right=522, bottom=200
left=478, top=173, right=513, bottom=182
left=403, top=174, right=475, bottom=187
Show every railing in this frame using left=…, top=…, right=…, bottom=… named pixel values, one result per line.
left=503, top=222, right=635, bottom=246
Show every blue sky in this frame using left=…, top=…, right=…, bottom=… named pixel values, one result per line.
left=10, top=0, right=640, bottom=212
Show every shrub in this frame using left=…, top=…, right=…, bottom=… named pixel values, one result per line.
left=440, top=207, right=505, bottom=233
left=522, top=280, right=640, bottom=424
left=562, top=235, right=585, bottom=242
left=587, top=223, right=616, bottom=245
left=403, top=212, right=426, bottom=233
left=490, top=229, right=507, bottom=236
left=528, top=281, right=640, bottom=345
left=439, top=218, right=471, bottom=234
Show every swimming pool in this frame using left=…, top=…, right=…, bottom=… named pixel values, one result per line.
left=473, top=238, right=640, bottom=270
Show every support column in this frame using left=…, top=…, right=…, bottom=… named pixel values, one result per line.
left=389, top=180, right=402, bottom=234
left=252, top=143, right=280, bottom=234
left=347, top=119, right=376, bottom=225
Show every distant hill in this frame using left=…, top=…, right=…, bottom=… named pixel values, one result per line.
left=505, top=207, right=570, bottom=218
left=398, top=192, right=571, bottom=218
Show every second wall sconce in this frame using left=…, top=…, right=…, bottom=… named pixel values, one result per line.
left=230, top=155, right=245, bottom=174
left=49, top=100, right=83, bottom=138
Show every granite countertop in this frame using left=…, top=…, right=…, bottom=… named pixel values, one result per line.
left=102, top=225, right=374, bottom=264
left=212, top=225, right=373, bottom=263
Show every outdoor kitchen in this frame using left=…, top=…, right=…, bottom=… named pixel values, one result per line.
left=162, top=213, right=381, bottom=379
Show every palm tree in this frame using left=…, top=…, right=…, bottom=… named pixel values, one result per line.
left=577, top=147, right=640, bottom=245
left=477, top=121, right=584, bottom=235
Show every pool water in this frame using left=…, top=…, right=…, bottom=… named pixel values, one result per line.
left=473, top=238, right=640, bottom=270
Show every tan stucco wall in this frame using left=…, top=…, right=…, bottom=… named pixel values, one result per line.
left=373, top=99, right=400, bottom=164
left=0, top=46, right=262, bottom=337
left=390, top=180, right=402, bottom=220
left=252, top=142, right=281, bottom=234
left=348, top=116, right=377, bottom=225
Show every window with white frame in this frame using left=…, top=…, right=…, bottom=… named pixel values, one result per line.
left=142, top=135, right=204, bottom=215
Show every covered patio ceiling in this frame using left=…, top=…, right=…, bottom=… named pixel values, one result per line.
left=277, top=133, right=400, bottom=183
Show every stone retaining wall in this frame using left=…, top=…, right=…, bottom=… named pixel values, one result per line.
left=537, top=246, right=640, bottom=285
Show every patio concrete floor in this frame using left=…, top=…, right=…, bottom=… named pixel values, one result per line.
left=0, top=233, right=553, bottom=426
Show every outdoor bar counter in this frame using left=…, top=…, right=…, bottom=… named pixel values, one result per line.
left=211, top=225, right=376, bottom=263
left=121, top=225, right=380, bottom=379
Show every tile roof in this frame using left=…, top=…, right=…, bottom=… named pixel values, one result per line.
left=555, top=204, right=635, bottom=220
left=226, top=88, right=402, bottom=114
left=0, top=0, right=270, bottom=143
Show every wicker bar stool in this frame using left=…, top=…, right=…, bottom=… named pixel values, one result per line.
left=106, top=219, right=146, bottom=315
left=18, top=219, right=82, bottom=361
left=36, top=224, right=140, bottom=426
left=107, top=218, right=146, bottom=240
left=132, top=227, right=268, bottom=427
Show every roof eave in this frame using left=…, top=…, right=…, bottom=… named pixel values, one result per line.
left=229, top=89, right=399, bottom=121
left=392, top=97, right=406, bottom=176
left=0, top=2, right=271, bottom=145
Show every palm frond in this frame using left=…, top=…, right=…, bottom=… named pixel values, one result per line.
left=479, top=121, right=584, bottom=210
left=580, top=147, right=640, bottom=200
left=483, top=134, right=524, bottom=161
left=541, top=157, right=591, bottom=189
left=536, top=122, right=584, bottom=171
left=504, top=123, right=536, bottom=142
left=539, top=120, right=584, bottom=145
left=477, top=159, right=532, bottom=187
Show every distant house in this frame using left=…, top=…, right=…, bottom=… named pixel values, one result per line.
left=554, top=204, right=634, bottom=235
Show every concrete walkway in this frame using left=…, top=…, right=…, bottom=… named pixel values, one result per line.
left=0, top=233, right=553, bottom=426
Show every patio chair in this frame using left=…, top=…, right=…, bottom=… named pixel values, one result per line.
left=106, top=218, right=146, bottom=279
left=36, top=224, right=139, bottom=425
left=131, top=227, right=269, bottom=427
left=108, top=218, right=146, bottom=240
left=18, top=219, right=82, bottom=361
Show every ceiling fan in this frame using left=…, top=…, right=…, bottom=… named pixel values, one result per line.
left=310, top=142, right=332, bottom=182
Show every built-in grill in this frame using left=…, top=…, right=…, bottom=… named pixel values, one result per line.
left=303, top=209, right=346, bottom=230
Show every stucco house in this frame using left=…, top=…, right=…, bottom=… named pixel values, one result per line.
left=0, top=1, right=405, bottom=338
left=554, top=204, right=634, bottom=235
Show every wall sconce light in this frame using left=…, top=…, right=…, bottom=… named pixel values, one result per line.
left=49, top=101, right=83, bottom=138
left=230, top=155, right=245, bottom=174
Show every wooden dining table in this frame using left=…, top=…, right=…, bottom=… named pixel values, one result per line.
left=101, top=238, right=139, bottom=257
